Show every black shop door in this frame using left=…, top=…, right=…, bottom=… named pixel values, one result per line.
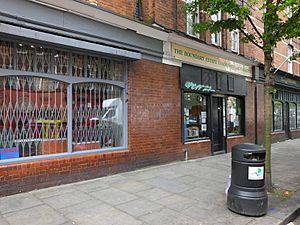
left=212, top=97, right=224, bottom=153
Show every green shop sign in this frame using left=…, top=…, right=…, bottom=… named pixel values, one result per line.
left=184, top=81, right=215, bottom=93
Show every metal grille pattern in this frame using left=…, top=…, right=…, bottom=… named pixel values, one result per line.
left=0, top=76, right=68, bottom=158
left=54, top=50, right=69, bottom=75
left=36, top=47, right=52, bottom=73
left=17, top=43, right=34, bottom=72
left=72, top=53, right=84, bottom=77
left=0, top=40, right=13, bottom=69
left=72, top=83, right=123, bottom=150
left=0, top=37, right=126, bottom=160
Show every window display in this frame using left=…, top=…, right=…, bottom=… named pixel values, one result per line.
left=183, top=92, right=208, bottom=140
left=227, top=96, right=243, bottom=135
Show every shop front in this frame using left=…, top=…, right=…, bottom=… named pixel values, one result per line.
left=271, top=72, right=300, bottom=142
left=181, top=64, right=247, bottom=154
left=168, top=42, right=254, bottom=155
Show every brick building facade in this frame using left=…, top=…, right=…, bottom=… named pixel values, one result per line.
left=0, top=0, right=299, bottom=196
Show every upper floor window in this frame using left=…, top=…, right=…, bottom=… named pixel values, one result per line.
left=186, top=0, right=199, bottom=37
left=230, top=15, right=239, bottom=53
left=211, top=11, right=222, bottom=46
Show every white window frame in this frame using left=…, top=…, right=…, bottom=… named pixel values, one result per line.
left=186, top=0, right=199, bottom=38
left=211, top=11, right=222, bottom=46
left=230, top=15, right=239, bottom=53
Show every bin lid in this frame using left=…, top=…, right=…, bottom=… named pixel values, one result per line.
left=232, top=143, right=265, bottom=162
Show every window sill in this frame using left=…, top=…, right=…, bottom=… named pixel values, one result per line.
left=227, top=134, right=245, bottom=139
left=184, top=138, right=211, bottom=144
left=271, top=130, right=285, bottom=134
left=0, top=147, right=129, bottom=166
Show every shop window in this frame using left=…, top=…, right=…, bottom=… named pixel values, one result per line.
left=297, top=104, right=300, bottom=128
left=0, top=76, right=68, bottom=158
left=0, top=37, right=126, bottom=161
left=186, top=0, right=199, bottom=37
left=17, top=43, right=34, bottom=72
left=36, top=46, right=52, bottom=74
left=183, top=92, right=208, bottom=140
left=72, top=83, right=123, bottom=151
left=0, top=40, right=14, bottom=69
left=227, top=96, right=244, bottom=135
left=273, top=101, right=283, bottom=131
left=72, top=53, right=85, bottom=77
left=289, top=103, right=296, bottom=129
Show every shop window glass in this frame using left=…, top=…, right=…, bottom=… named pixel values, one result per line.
left=273, top=101, right=283, bottom=131
left=0, top=37, right=127, bottom=161
left=0, top=40, right=14, bottom=69
left=54, top=50, right=69, bottom=75
left=183, top=92, right=208, bottom=140
left=72, top=83, right=123, bottom=151
left=0, top=76, right=68, bottom=159
left=72, top=53, right=85, bottom=77
left=17, top=43, right=34, bottom=72
left=289, top=103, right=296, bottom=129
left=36, top=46, right=52, bottom=73
left=298, top=104, right=300, bottom=128
left=227, top=96, right=243, bottom=135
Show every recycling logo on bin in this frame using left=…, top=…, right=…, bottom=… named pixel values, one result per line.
left=248, top=166, right=264, bottom=180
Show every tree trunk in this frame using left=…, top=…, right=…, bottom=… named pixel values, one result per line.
left=264, top=56, right=274, bottom=192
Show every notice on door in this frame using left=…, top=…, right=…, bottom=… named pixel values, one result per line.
left=248, top=166, right=264, bottom=180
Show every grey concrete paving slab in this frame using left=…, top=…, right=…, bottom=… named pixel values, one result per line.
left=40, top=190, right=93, bottom=209
left=155, top=194, right=198, bottom=211
left=111, top=180, right=153, bottom=193
left=89, top=187, right=137, bottom=205
left=116, top=198, right=163, bottom=217
left=97, top=174, right=129, bottom=185
left=169, top=175, right=203, bottom=185
left=0, top=193, right=43, bottom=214
left=3, top=205, right=68, bottom=225
left=72, top=180, right=110, bottom=193
left=180, top=188, right=225, bottom=210
left=0, top=217, right=9, bottom=225
left=58, top=199, right=103, bottom=215
left=136, top=188, right=173, bottom=201
left=245, top=215, right=282, bottom=225
left=33, top=185, right=78, bottom=199
left=139, top=208, right=201, bottom=225
left=62, top=201, right=142, bottom=225
left=143, top=177, right=194, bottom=193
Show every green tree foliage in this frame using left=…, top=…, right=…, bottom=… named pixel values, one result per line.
left=185, top=0, right=300, bottom=191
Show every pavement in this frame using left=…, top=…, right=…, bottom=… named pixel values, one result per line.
left=0, top=139, right=300, bottom=225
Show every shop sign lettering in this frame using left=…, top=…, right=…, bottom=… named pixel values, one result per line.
left=184, top=81, right=215, bottom=92
left=172, top=44, right=252, bottom=77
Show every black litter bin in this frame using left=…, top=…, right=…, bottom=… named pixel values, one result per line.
left=227, top=143, right=268, bottom=216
